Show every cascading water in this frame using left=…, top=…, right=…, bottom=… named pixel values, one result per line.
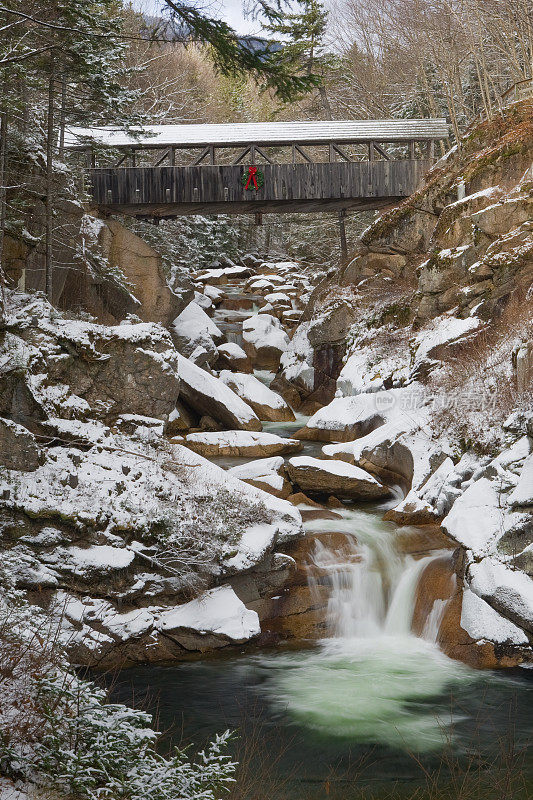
left=264, top=507, right=475, bottom=751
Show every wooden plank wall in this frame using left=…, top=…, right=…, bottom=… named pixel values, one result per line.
left=89, top=160, right=431, bottom=208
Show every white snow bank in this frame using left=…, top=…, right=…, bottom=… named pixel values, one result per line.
left=173, top=301, right=222, bottom=341
left=413, top=313, right=481, bottom=366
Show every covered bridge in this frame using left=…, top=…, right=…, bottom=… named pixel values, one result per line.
left=66, top=119, right=448, bottom=219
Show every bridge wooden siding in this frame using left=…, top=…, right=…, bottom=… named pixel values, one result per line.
left=89, top=159, right=432, bottom=216
left=67, top=119, right=449, bottom=217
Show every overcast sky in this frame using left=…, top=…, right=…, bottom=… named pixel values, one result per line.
left=130, top=1, right=260, bottom=35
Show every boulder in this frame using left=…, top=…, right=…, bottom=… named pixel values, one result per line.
left=0, top=418, right=42, bottom=471
left=177, top=430, right=303, bottom=458
left=219, top=371, right=295, bottom=422
left=42, top=320, right=181, bottom=421
left=164, top=400, right=198, bottom=435
left=158, top=585, right=260, bottom=651
left=242, top=314, right=290, bottom=370
left=468, top=557, right=533, bottom=635
left=215, top=342, right=253, bottom=373
left=228, top=456, right=292, bottom=499
left=203, top=284, right=226, bottom=306
left=172, top=301, right=223, bottom=366
left=286, top=456, right=390, bottom=500
left=178, top=355, right=261, bottom=431
left=97, top=217, right=188, bottom=326
left=296, top=394, right=385, bottom=442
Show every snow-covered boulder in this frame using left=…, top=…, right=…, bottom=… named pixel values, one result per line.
left=460, top=588, right=529, bottom=646
left=228, top=456, right=292, bottom=498
left=242, top=314, right=290, bottom=369
left=158, top=585, right=260, bottom=651
left=196, top=265, right=253, bottom=284
left=286, top=456, right=390, bottom=500
left=215, top=342, right=252, bottom=373
left=13, top=309, right=182, bottom=421
left=203, top=284, right=226, bottom=305
left=177, top=355, right=261, bottom=431
left=296, top=393, right=385, bottom=442
left=177, top=430, right=303, bottom=458
left=509, top=454, right=533, bottom=507
left=468, top=557, right=533, bottom=634
left=442, top=478, right=527, bottom=557
left=219, top=370, right=295, bottom=422
left=172, top=301, right=223, bottom=367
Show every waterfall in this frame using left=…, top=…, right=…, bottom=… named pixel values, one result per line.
left=265, top=509, right=474, bottom=751
left=306, top=512, right=449, bottom=643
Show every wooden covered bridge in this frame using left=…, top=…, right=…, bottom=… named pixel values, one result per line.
left=66, top=119, right=448, bottom=219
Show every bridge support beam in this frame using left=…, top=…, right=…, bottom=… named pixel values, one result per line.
left=338, top=210, right=348, bottom=264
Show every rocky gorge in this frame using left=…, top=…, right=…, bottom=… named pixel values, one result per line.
left=1, top=101, right=532, bottom=680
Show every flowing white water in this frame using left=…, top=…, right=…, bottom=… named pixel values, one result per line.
left=264, top=507, right=475, bottom=751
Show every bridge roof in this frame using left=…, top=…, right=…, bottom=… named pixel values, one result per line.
left=64, top=119, right=448, bottom=150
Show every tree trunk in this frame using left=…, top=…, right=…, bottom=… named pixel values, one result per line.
left=0, top=108, right=7, bottom=323
left=59, top=69, right=67, bottom=160
left=45, top=54, right=56, bottom=301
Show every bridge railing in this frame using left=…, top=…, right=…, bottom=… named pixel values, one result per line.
left=88, top=158, right=432, bottom=216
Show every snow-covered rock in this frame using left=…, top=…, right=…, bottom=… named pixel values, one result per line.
left=0, top=419, right=42, bottom=472
left=178, top=430, right=303, bottom=458
left=412, top=313, right=481, bottom=375
left=219, top=370, right=295, bottom=422
left=177, top=354, right=261, bottom=431
left=158, top=585, right=260, bottom=648
left=172, top=301, right=223, bottom=366
left=228, top=456, right=291, bottom=498
left=509, top=455, right=533, bottom=507
left=442, top=478, right=526, bottom=557
left=460, top=588, right=529, bottom=645
left=215, top=342, right=252, bottom=373
left=468, top=557, right=533, bottom=634
left=286, top=455, right=390, bottom=500
left=242, top=314, right=290, bottom=369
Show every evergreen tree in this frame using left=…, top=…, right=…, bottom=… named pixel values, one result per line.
left=160, top=1, right=322, bottom=101
left=261, top=0, right=335, bottom=116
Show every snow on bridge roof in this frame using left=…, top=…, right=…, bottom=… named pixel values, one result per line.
left=64, top=119, right=449, bottom=150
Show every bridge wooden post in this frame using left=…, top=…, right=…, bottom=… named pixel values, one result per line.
left=338, top=209, right=348, bottom=263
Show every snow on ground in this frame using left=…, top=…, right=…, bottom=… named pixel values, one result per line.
left=413, top=312, right=481, bottom=368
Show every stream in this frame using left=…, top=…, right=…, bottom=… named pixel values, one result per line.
left=110, top=275, right=533, bottom=798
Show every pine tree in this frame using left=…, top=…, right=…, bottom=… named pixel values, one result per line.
left=160, top=1, right=321, bottom=101
left=261, top=0, right=335, bottom=116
